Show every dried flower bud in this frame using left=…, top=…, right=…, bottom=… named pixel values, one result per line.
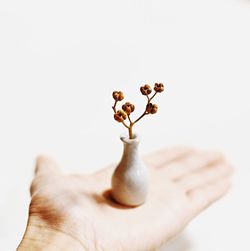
left=154, top=83, right=164, bottom=93
left=140, top=84, right=152, bottom=95
left=114, top=110, right=127, bottom=122
left=112, top=91, right=124, bottom=101
left=146, top=103, right=158, bottom=114
left=122, top=102, right=135, bottom=115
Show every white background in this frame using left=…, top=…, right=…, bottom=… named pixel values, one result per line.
left=0, top=0, right=250, bottom=250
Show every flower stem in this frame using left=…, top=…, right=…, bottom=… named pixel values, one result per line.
left=122, top=121, right=130, bottom=129
left=113, top=100, right=130, bottom=130
left=132, top=91, right=157, bottom=126
left=128, top=114, right=132, bottom=124
left=129, top=125, right=133, bottom=139
left=132, top=111, right=147, bottom=125
left=113, top=90, right=158, bottom=139
left=149, top=91, right=157, bottom=102
left=112, top=100, right=118, bottom=113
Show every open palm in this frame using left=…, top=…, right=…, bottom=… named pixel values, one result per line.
left=26, top=147, right=232, bottom=251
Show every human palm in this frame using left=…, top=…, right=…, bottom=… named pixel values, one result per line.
left=25, top=147, right=232, bottom=251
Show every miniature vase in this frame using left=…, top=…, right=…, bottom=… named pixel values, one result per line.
left=111, top=134, right=149, bottom=206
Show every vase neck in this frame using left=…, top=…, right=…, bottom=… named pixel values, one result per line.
left=119, top=134, right=141, bottom=161
left=123, top=140, right=139, bottom=151
left=117, top=135, right=144, bottom=171
left=120, top=139, right=140, bottom=165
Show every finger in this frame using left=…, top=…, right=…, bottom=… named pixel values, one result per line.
left=143, top=146, right=194, bottom=168
left=176, top=162, right=234, bottom=191
left=34, top=155, right=62, bottom=176
left=187, top=177, right=231, bottom=215
left=160, top=151, right=224, bottom=180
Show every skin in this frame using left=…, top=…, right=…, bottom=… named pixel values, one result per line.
left=17, top=146, right=233, bottom=251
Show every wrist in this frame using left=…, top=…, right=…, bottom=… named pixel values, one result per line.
left=17, top=217, right=85, bottom=251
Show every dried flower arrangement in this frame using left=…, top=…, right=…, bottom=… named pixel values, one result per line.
left=112, top=83, right=165, bottom=139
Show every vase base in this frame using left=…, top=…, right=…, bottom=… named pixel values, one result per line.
left=111, top=189, right=146, bottom=207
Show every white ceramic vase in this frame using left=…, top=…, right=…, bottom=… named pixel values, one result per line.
left=111, top=134, right=149, bottom=207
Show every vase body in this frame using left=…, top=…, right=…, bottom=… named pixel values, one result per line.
left=111, top=134, right=149, bottom=206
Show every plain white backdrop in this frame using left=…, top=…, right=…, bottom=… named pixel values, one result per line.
left=0, top=0, right=250, bottom=250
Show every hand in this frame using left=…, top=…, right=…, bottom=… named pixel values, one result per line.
left=17, top=147, right=233, bottom=251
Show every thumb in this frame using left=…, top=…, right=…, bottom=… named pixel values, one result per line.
left=30, top=155, right=62, bottom=196
left=34, top=155, right=62, bottom=176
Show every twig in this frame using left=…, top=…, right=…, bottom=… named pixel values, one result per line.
left=131, top=91, right=157, bottom=126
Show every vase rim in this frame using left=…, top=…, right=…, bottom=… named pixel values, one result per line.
left=120, top=133, right=140, bottom=144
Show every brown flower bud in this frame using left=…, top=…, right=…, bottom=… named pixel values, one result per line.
left=140, top=84, right=152, bottom=95
left=112, top=91, right=124, bottom=101
left=146, top=103, right=158, bottom=114
left=122, top=102, right=135, bottom=115
left=114, top=110, right=127, bottom=122
left=154, top=83, right=164, bottom=93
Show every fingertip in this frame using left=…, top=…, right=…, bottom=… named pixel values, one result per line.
left=188, top=177, right=231, bottom=214
left=209, top=150, right=225, bottom=161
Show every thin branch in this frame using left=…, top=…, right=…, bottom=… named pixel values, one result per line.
left=112, top=90, right=158, bottom=139
left=112, top=100, right=118, bottom=113
left=128, top=114, right=132, bottom=124
left=122, top=121, right=130, bottom=129
left=113, top=100, right=130, bottom=129
left=149, top=91, right=157, bottom=102
left=129, top=126, right=133, bottom=139
left=131, top=91, right=157, bottom=126
left=132, top=111, right=147, bottom=125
